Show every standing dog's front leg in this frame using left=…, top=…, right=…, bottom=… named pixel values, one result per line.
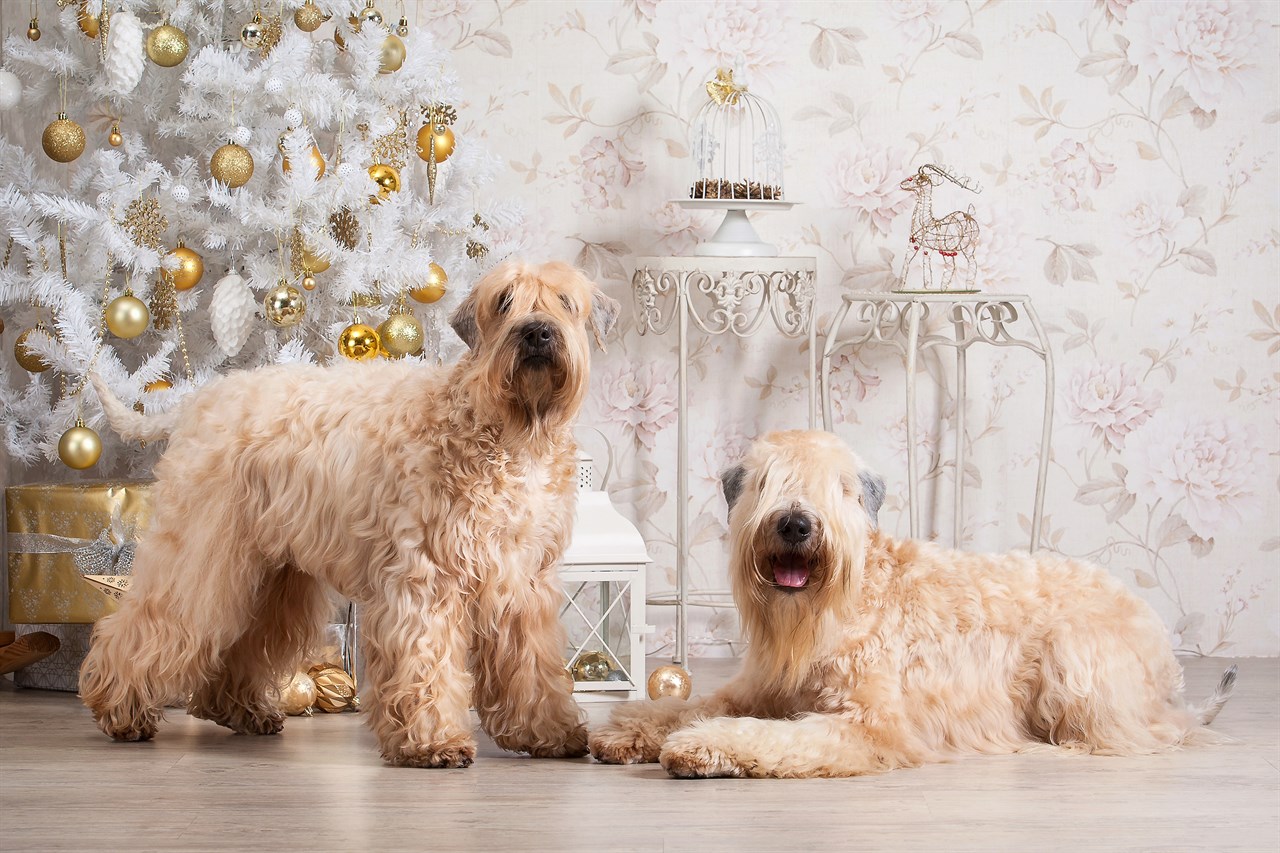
left=471, top=575, right=588, bottom=758
left=363, top=571, right=476, bottom=768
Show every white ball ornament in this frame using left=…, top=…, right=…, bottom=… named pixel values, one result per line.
left=0, top=70, right=22, bottom=110
left=171, top=184, right=190, bottom=204
left=96, top=192, right=111, bottom=208
left=231, top=125, right=251, bottom=146
left=104, top=10, right=146, bottom=96
left=336, top=162, right=354, bottom=178
left=264, top=77, right=284, bottom=95
left=209, top=272, right=257, bottom=357
left=284, top=107, right=303, bottom=128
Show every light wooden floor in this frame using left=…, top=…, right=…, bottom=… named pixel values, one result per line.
left=1, top=657, right=1277, bottom=853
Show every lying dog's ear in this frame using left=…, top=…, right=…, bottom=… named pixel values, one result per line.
left=589, top=286, right=621, bottom=352
left=720, top=464, right=746, bottom=514
left=449, top=291, right=479, bottom=350
left=859, top=470, right=886, bottom=529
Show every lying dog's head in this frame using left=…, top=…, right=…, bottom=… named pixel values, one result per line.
left=720, top=430, right=885, bottom=684
left=450, top=261, right=619, bottom=430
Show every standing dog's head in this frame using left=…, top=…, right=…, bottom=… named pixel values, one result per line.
left=720, top=430, right=885, bottom=686
left=450, top=261, right=619, bottom=431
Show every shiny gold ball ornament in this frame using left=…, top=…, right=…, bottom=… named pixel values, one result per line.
left=58, top=419, right=102, bottom=470
left=338, top=322, right=380, bottom=361
left=377, top=312, right=424, bottom=358
left=279, top=672, right=318, bottom=716
left=301, top=273, right=317, bottom=292
left=27, top=18, right=40, bottom=41
left=281, top=144, right=326, bottom=178
left=105, top=292, right=150, bottom=339
left=311, top=665, right=359, bottom=713
left=14, top=326, right=52, bottom=373
left=416, top=124, right=455, bottom=163
left=263, top=281, right=306, bottom=328
left=210, top=142, right=254, bottom=188
left=77, top=4, right=100, bottom=38
left=293, top=0, right=330, bottom=32
left=358, top=3, right=384, bottom=29
left=165, top=242, right=204, bottom=291
left=146, top=24, right=189, bottom=67
left=367, top=163, right=400, bottom=203
left=379, top=34, right=405, bottom=74
left=409, top=262, right=448, bottom=303
left=300, top=246, right=330, bottom=274
left=647, top=664, right=693, bottom=700
left=241, top=16, right=264, bottom=48
left=108, top=123, right=123, bottom=147
left=42, top=113, right=86, bottom=163
left=396, top=16, right=409, bottom=36
left=571, top=651, right=615, bottom=682
left=144, top=378, right=172, bottom=393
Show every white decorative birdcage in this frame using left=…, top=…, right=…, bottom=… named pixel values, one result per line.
left=681, top=67, right=795, bottom=257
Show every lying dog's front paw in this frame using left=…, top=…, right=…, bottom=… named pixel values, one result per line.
left=589, top=724, right=663, bottom=764
left=385, top=741, right=477, bottom=769
left=659, top=732, right=744, bottom=779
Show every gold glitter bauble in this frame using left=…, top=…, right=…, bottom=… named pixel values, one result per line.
left=210, top=142, right=254, bottom=188
left=144, top=378, right=172, bottom=392
left=300, top=246, right=330, bottom=274
left=27, top=19, right=40, bottom=41
left=105, top=293, right=150, bottom=339
left=14, top=326, right=52, bottom=373
left=367, top=163, right=400, bottom=203
left=282, top=144, right=325, bottom=178
left=409, top=263, right=448, bottom=303
left=415, top=124, right=455, bottom=163
left=377, top=312, right=423, bottom=358
left=293, top=0, right=329, bottom=33
left=58, top=420, right=102, bottom=470
left=311, top=666, right=359, bottom=713
left=379, top=34, right=405, bottom=74
left=146, top=24, right=189, bottom=67
left=165, top=243, right=204, bottom=291
left=42, top=113, right=85, bottom=163
left=571, top=651, right=615, bottom=682
left=78, top=4, right=100, bottom=38
left=263, top=281, right=306, bottom=328
left=279, top=672, right=317, bottom=716
left=646, top=664, right=692, bottom=700
left=338, top=322, right=380, bottom=360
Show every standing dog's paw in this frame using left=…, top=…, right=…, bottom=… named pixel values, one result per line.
left=496, top=723, right=590, bottom=758
left=385, top=741, right=477, bottom=769
left=658, top=731, right=745, bottom=779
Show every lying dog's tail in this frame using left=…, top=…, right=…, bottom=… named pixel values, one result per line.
left=91, top=372, right=182, bottom=442
left=1195, top=664, right=1238, bottom=726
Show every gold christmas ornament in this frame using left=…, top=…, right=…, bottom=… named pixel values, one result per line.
left=122, top=196, right=168, bottom=251
left=165, top=242, right=204, bottom=291
left=42, top=113, right=86, bottom=163
left=367, top=163, right=401, bottom=203
left=210, top=142, right=254, bottom=188
left=358, top=2, right=384, bottom=29
left=293, top=0, right=330, bottom=33
left=144, top=378, right=172, bottom=392
left=571, top=651, right=615, bottom=682
left=379, top=34, right=405, bottom=74
left=328, top=208, right=361, bottom=249
left=416, top=124, right=455, bottom=163
left=301, top=273, right=317, bottom=291
left=59, top=419, right=102, bottom=470
left=108, top=123, right=123, bottom=147
left=281, top=144, right=326, bottom=178
left=279, top=672, right=317, bottom=716
left=105, top=292, right=149, bottom=339
left=647, top=664, right=693, bottom=700
left=396, top=16, right=409, bottom=36
left=377, top=311, right=423, bottom=358
left=311, top=665, right=359, bottom=713
left=77, top=4, right=100, bottom=38
left=146, top=24, right=189, bottom=67
left=14, top=326, right=52, bottom=373
left=338, top=322, right=380, bottom=361
left=410, top=263, right=448, bottom=303
left=241, top=15, right=264, bottom=48
left=300, top=246, right=330, bottom=273
left=263, top=281, right=306, bottom=328
left=27, top=18, right=40, bottom=41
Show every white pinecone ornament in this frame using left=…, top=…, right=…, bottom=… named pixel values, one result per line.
left=104, top=10, right=145, bottom=96
left=210, top=272, right=257, bottom=357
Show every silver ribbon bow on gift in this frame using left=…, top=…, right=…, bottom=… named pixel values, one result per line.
left=8, top=505, right=137, bottom=577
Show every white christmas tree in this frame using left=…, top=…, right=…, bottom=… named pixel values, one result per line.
left=0, top=0, right=520, bottom=477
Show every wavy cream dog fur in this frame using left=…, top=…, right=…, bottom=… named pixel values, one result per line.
left=80, top=260, right=618, bottom=768
left=590, top=430, right=1235, bottom=778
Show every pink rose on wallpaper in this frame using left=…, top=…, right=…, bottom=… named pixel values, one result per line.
left=576, top=136, right=645, bottom=212
left=416, top=0, right=475, bottom=40
left=1122, top=412, right=1264, bottom=540
left=827, top=145, right=913, bottom=235
left=1123, top=192, right=1196, bottom=259
left=883, top=0, right=948, bottom=44
left=651, top=0, right=799, bottom=91
left=973, top=202, right=1028, bottom=292
left=1124, top=0, right=1265, bottom=111
left=651, top=202, right=706, bottom=254
left=1064, top=362, right=1161, bottom=450
left=1050, top=139, right=1117, bottom=212
left=595, top=360, right=677, bottom=450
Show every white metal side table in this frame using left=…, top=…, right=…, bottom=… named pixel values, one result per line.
left=631, top=256, right=818, bottom=666
left=821, top=291, right=1055, bottom=550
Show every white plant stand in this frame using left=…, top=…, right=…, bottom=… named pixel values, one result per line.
left=631, top=256, right=818, bottom=666
left=679, top=200, right=795, bottom=257
left=821, top=291, right=1054, bottom=550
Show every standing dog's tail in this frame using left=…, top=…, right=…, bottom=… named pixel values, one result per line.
left=1195, top=664, right=1238, bottom=726
left=91, top=373, right=182, bottom=442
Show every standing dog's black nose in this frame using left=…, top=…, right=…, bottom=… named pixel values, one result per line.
left=777, top=512, right=811, bottom=545
left=521, top=322, right=555, bottom=355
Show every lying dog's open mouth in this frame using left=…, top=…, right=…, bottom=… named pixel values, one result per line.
left=770, top=553, right=813, bottom=589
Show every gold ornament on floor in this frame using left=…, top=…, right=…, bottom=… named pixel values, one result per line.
left=164, top=241, right=204, bottom=291
left=310, top=665, right=359, bottom=712
left=293, top=0, right=330, bottom=33
left=410, top=263, right=448, bottom=303
left=338, top=320, right=380, bottom=361
left=377, top=309, right=423, bottom=358
left=14, top=325, right=53, bottom=373
left=144, top=378, right=172, bottom=393
left=368, top=163, right=400, bottom=204
left=145, top=23, right=189, bottom=67
left=647, top=664, right=692, bottom=700
left=329, top=208, right=361, bottom=250
left=108, top=123, right=123, bottom=147
left=571, top=651, right=615, bottom=682
left=59, top=419, right=102, bottom=470
left=105, top=291, right=149, bottom=339
left=281, top=142, right=326, bottom=178
left=122, top=196, right=168, bottom=251
left=210, top=142, right=254, bottom=188
left=263, top=281, right=306, bottom=328
left=77, top=3, right=100, bottom=38
left=27, top=18, right=40, bottom=41
left=280, top=672, right=317, bottom=716
left=379, top=34, right=405, bottom=74
left=42, top=113, right=86, bottom=163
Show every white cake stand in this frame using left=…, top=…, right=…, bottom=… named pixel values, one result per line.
left=678, top=199, right=796, bottom=257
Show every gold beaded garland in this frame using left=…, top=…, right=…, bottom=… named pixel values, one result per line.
left=42, top=113, right=86, bottom=163
left=338, top=321, right=380, bottom=360
left=210, top=142, right=254, bottom=188
left=146, top=24, right=189, bottom=67
left=105, top=292, right=149, bottom=338
left=409, top=263, right=448, bottom=303
left=58, top=419, right=102, bottom=470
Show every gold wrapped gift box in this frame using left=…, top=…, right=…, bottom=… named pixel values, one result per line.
left=6, top=481, right=152, bottom=624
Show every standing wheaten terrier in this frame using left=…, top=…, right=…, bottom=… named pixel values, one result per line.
left=590, top=430, right=1236, bottom=778
left=81, top=261, right=618, bottom=768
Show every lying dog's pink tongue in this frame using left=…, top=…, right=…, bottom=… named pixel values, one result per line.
left=773, top=558, right=810, bottom=588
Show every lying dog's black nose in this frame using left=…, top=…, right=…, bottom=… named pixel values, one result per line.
left=520, top=322, right=555, bottom=355
left=777, top=512, right=811, bottom=545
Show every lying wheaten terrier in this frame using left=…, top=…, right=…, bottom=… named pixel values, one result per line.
left=81, top=261, right=618, bottom=768
left=590, top=430, right=1236, bottom=778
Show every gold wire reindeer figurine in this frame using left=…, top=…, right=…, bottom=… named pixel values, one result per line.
left=896, top=165, right=982, bottom=292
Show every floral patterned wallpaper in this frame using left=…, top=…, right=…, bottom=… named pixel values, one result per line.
left=423, top=0, right=1280, bottom=656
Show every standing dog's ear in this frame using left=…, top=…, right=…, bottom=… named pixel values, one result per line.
left=721, top=464, right=747, bottom=514
left=589, top=286, right=621, bottom=352
left=858, top=470, right=886, bottom=529
left=449, top=291, right=479, bottom=350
